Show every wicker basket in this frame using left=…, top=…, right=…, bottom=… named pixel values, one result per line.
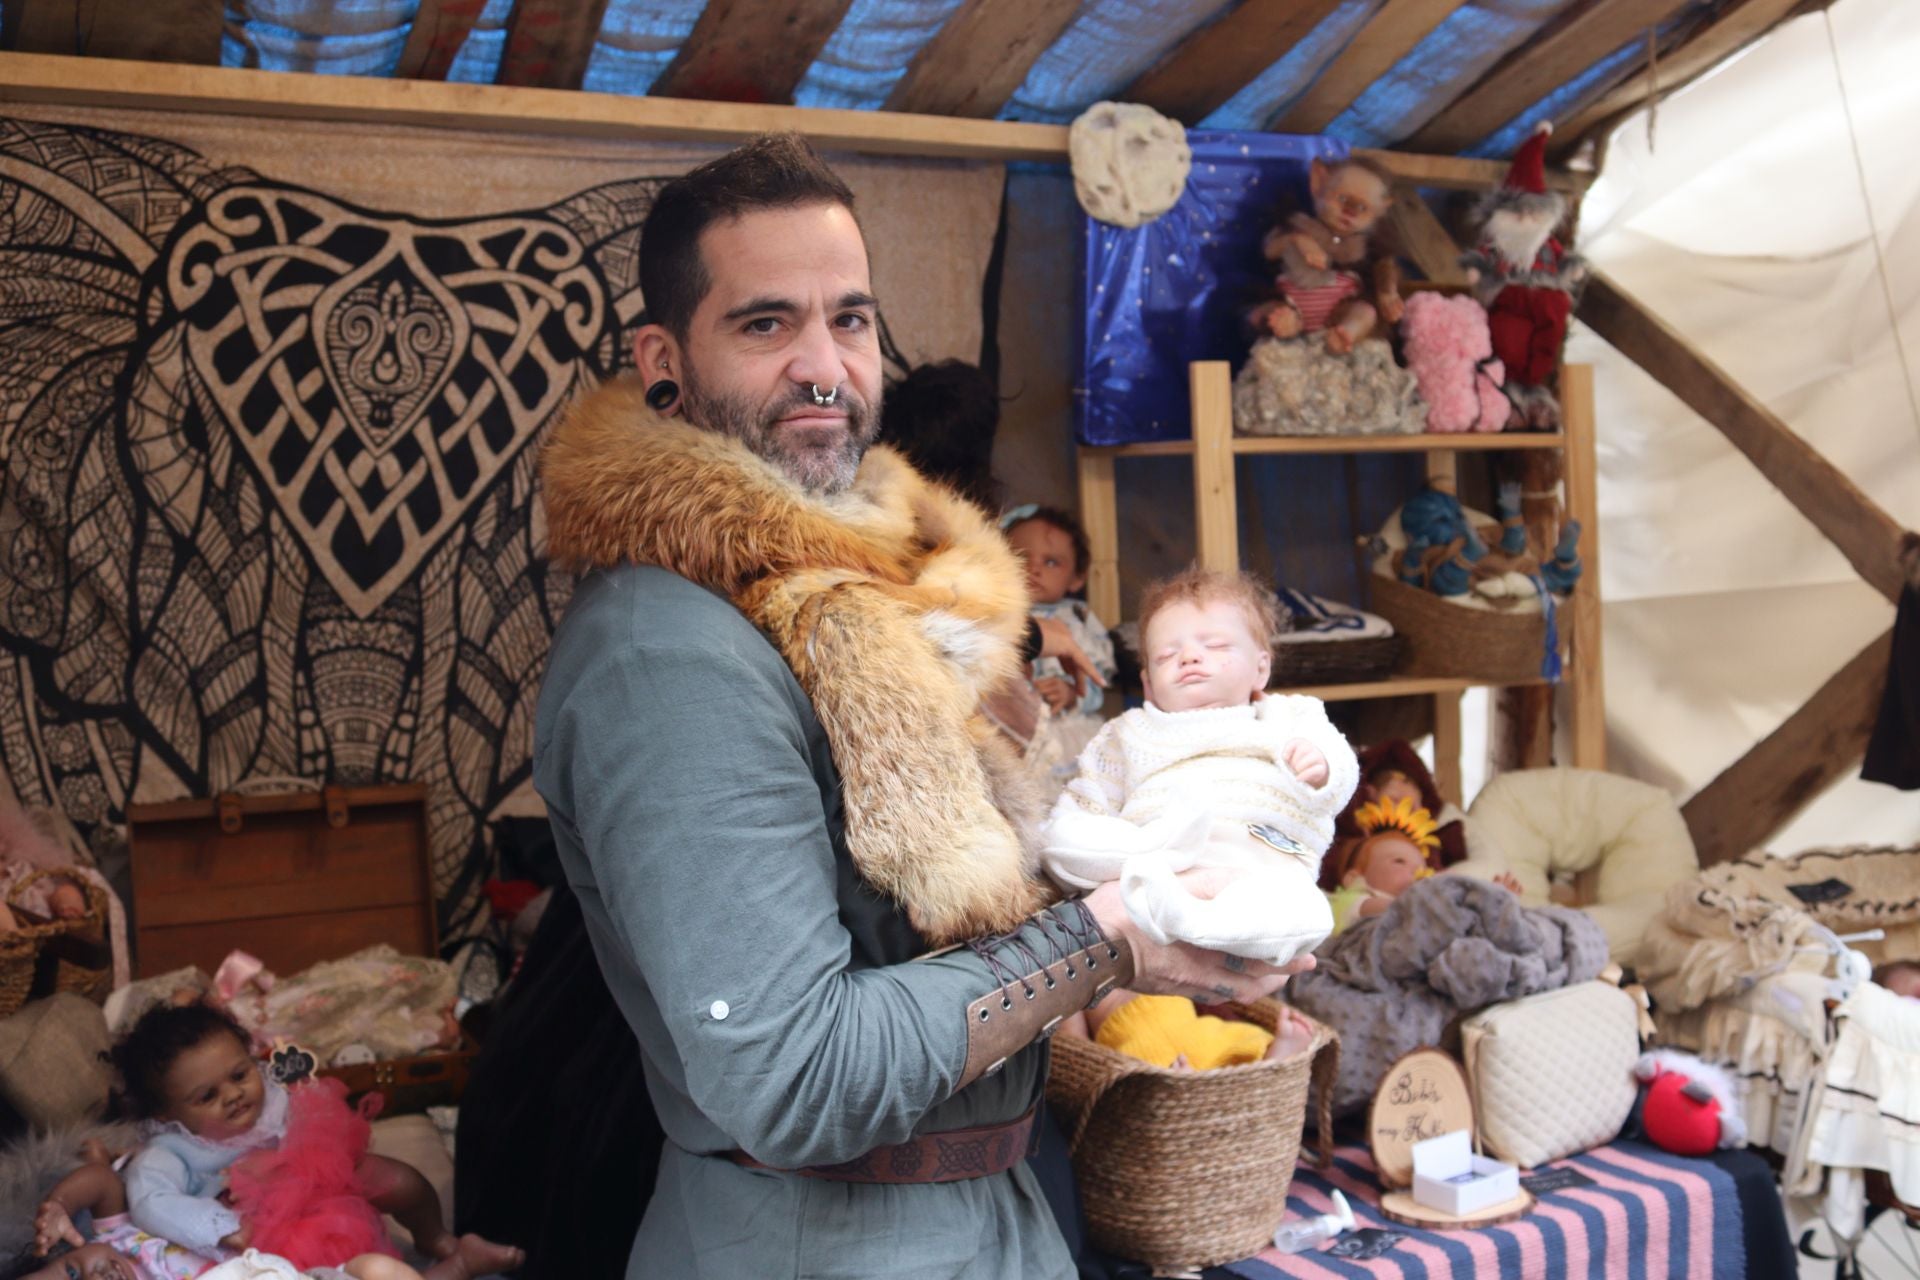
left=2, top=870, right=112, bottom=1012
left=1367, top=573, right=1573, bottom=683
left=1047, top=1002, right=1339, bottom=1271
left=1273, top=633, right=1403, bottom=687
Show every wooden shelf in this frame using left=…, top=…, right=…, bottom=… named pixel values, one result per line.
left=1084, top=432, right=1565, bottom=459
left=1269, top=675, right=1546, bottom=703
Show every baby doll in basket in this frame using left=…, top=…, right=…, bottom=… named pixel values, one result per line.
left=19, top=1002, right=521, bottom=1280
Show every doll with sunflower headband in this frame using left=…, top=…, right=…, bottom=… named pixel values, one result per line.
left=1326, top=796, right=1441, bottom=932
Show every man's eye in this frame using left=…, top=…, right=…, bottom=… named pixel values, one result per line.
left=836, top=312, right=870, bottom=332
left=743, top=317, right=778, bottom=335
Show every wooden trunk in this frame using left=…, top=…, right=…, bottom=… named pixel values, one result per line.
left=127, top=783, right=470, bottom=1112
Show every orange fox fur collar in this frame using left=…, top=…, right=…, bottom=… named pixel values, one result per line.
left=540, top=378, right=1051, bottom=944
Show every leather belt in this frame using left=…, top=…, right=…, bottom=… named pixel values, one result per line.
left=728, top=1105, right=1037, bottom=1184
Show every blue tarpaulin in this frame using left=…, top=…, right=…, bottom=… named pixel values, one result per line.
left=1076, top=130, right=1346, bottom=446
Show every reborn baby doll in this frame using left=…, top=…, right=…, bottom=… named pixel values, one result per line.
left=1250, top=157, right=1405, bottom=356
left=1326, top=796, right=1438, bottom=932
left=100, top=1003, right=520, bottom=1275
left=1001, top=505, right=1117, bottom=775
left=1043, top=568, right=1359, bottom=966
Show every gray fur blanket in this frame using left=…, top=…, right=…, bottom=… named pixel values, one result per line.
left=0, top=1121, right=141, bottom=1263
left=1290, top=876, right=1609, bottom=1114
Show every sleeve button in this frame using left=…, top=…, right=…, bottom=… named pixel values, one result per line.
left=709, top=1000, right=730, bottom=1021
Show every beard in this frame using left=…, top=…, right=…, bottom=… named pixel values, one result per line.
left=1484, top=201, right=1562, bottom=269
left=680, top=366, right=880, bottom=496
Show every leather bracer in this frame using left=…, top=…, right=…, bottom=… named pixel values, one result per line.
left=957, top=898, right=1136, bottom=1090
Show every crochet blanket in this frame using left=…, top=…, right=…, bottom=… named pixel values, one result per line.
left=1289, top=876, right=1609, bottom=1114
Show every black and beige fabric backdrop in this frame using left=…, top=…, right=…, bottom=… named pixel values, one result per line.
left=0, top=104, right=1002, bottom=933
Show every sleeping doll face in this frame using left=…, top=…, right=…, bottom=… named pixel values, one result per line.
left=1348, top=833, right=1426, bottom=898
left=1140, top=598, right=1271, bottom=713
left=1367, top=768, right=1423, bottom=809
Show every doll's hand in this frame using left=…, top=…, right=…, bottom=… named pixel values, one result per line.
left=1379, top=291, right=1405, bottom=325
left=1296, top=235, right=1329, bottom=271
left=1492, top=871, right=1523, bottom=896
left=1341, top=869, right=1367, bottom=889
left=1281, top=738, right=1330, bottom=788
left=1356, top=895, right=1391, bottom=918
left=34, top=1198, right=84, bottom=1255
left=1034, top=677, right=1076, bottom=714
left=1032, top=615, right=1108, bottom=697
left=219, top=1226, right=251, bottom=1252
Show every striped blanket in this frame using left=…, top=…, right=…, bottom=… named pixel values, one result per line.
left=1226, top=1141, right=1748, bottom=1279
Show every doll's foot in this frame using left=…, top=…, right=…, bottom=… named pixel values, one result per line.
left=419, top=1234, right=525, bottom=1280
left=1265, top=306, right=1303, bottom=339
left=1264, top=1007, right=1315, bottom=1062
left=1324, top=326, right=1356, bottom=356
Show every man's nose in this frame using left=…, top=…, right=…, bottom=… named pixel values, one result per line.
left=787, top=314, right=850, bottom=394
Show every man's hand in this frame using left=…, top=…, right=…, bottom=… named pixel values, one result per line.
left=34, top=1198, right=83, bottom=1256
left=1034, top=677, right=1077, bottom=714
left=1281, top=738, right=1330, bottom=788
left=1033, top=615, right=1108, bottom=697
left=1085, top=870, right=1315, bottom=1006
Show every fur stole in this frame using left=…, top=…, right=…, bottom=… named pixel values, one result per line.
left=540, top=378, right=1051, bottom=944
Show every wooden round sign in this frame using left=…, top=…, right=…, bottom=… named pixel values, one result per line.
left=1379, top=1189, right=1535, bottom=1229
left=1367, top=1047, right=1475, bottom=1189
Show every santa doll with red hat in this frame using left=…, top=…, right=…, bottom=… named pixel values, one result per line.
left=1461, top=121, right=1589, bottom=429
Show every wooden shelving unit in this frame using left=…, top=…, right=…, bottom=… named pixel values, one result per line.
left=1076, top=361, right=1605, bottom=803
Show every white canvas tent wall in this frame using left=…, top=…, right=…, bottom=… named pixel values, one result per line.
left=1562, top=0, right=1918, bottom=852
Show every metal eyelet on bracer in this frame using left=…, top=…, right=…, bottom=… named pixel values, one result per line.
left=978, top=1007, right=990, bottom=1021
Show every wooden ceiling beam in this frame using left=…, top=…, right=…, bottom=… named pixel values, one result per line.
left=651, top=0, right=856, bottom=105
left=1682, top=630, right=1892, bottom=866
left=1273, top=0, right=1468, bottom=135
left=882, top=0, right=1082, bottom=119
left=0, top=52, right=1590, bottom=184
left=1579, top=272, right=1912, bottom=603
left=1124, top=0, right=1350, bottom=127
left=493, top=0, right=611, bottom=90
left=1553, top=0, right=1805, bottom=157
left=11, top=0, right=222, bottom=63
left=397, top=0, right=489, bottom=80
left=1404, top=0, right=1693, bottom=154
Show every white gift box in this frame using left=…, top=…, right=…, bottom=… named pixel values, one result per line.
left=1411, top=1129, right=1520, bottom=1217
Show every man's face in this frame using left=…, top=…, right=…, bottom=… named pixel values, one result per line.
left=676, top=202, right=882, bottom=495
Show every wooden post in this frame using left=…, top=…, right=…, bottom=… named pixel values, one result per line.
left=1433, top=692, right=1464, bottom=806
left=1491, top=447, right=1563, bottom=770
left=1191, top=361, right=1239, bottom=574
left=1560, top=364, right=1606, bottom=770
left=1078, top=450, right=1122, bottom=626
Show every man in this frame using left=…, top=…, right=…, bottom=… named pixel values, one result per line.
left=532, top=133, right=1306, bottom=1277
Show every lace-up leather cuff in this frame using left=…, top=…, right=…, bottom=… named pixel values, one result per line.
left=958, top=899, right=1135, bottom=1090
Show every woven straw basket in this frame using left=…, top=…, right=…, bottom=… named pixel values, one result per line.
left=1047, top=1001, right=1338, bottom=1271
left=1367, top=573, right=1572, bottom=684
left=0, top=870, right=112, bottom=1016
left=1272, top=633, right=1403, bottom=688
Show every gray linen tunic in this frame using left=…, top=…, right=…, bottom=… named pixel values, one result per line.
left=533, top=565, right=1075, bottom=1279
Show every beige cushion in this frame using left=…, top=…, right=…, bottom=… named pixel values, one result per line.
left=0, top=993, right=112, bottom=1127
left=1462, top=768, right=1699, bottom=964
left=369, top=1113, right=454, bottom=1230
left=1461, top=981, right=1641, bottom=1168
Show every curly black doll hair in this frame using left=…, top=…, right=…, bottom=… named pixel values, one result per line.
left=109, top=1001, right=252, bottom=1122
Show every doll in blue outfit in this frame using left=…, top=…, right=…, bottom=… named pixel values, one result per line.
left=1002, top=505, right=1118, bottom=785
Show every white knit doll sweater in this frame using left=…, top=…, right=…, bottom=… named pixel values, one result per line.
left=1043, top=695, right=1360, bottom=964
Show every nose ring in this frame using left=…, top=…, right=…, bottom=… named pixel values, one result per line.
left=810, top=384, right=838, bottom=407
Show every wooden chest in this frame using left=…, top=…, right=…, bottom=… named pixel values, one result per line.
left=127, top=783, right=437, bottom=978
left=127, top=783, right=470, bottom=1111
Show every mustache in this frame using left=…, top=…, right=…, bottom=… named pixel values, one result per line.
left=766, top=385, right=866, bottom=421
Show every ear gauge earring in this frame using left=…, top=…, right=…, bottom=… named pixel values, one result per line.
left=645, top=379, right=679, bottom=412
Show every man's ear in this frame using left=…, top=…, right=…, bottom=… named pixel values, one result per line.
left=632, top=325, right=684, bottom=415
